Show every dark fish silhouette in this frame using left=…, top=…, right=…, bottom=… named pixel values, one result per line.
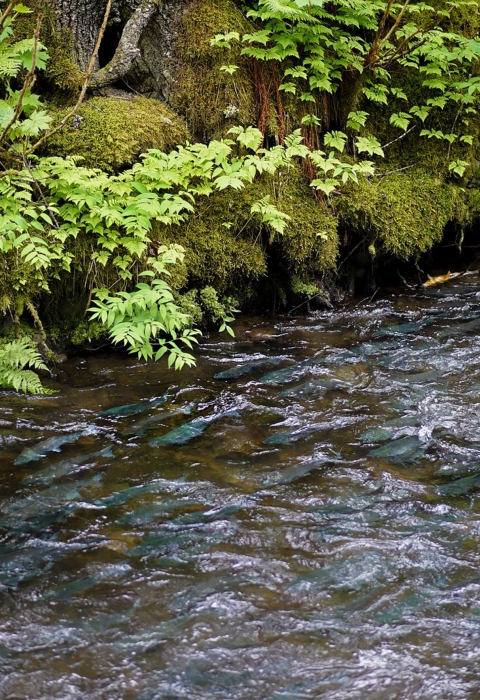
left=214, top=357, right=283, bottom=380
left=99, top=387, right=171, bottom=418
left=14, top=427, right=98, bottom=465
left=149, top=409, right=240, bottom=446
left=22, top=445, right=114, bottom=486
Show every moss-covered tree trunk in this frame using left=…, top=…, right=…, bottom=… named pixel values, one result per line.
left=127, top=0, right=192, bottom=100
left=51, top=0, right=193, bottom=99
left=91, top=0, right=158, bottom=89
left=56, top=0, right=107, bottom=71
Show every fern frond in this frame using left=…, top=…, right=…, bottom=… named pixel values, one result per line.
left=0, top=336, right=47, bottom=370
left=257, top=0, right=313, bottom=20
left=0, top=338, right=54, bottom=395
left=0, top=367, right=52, bottom=394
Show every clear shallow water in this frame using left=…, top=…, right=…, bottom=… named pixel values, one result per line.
left=2, top=280, right=480, bottom=698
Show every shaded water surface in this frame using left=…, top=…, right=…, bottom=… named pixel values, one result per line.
left=3, top=279, right=480, bottom=698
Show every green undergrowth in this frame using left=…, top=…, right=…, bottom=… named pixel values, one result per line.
left=155, top=167, right=338, bottom=301
left=364, top=72, right=480, bottom=180
left=175, top=286, right=239, bottom=328
left=43, top=288, right=240, bottom=349
left=45, top=96, right=189, bottom=171
left=44, top=312, right=107, bottom=350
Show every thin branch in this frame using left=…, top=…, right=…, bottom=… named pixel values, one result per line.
left=380, top=14, right=442, bottom=69
left=26, top=0, right=113, bottom=155
left=337, top=238, right=365, bottom=272
left=0, top=13, right=43, bottom=146
left=382, top=33, right=431, bottom=68
left=25, top=300, right=46, bottom=341
left=364, top=0, right=395, bottom=68
left=380, top=26, right=424, bottom=63
left=287, top=291, right=333, bottom=315
left=0, top=1, right=15, bottom=32
left=447, top=102, right=465, bottom=161
left=356, top=287, right=379, bottom=307
left=382, top=123, right=416, bottom=150
left=378, top=0, right=410, bottom=50
left=373, top=0, right=395, bottom=49
left=375, top=163, right=415, bottom=177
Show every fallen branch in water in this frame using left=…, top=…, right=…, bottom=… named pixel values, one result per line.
left=423, top=271, right=462, bottom=287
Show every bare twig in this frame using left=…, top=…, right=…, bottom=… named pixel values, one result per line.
left=356, top=287, right=379, bottom=307
left=382, top=7, right=454, bottom=68
left=337, top=239, right=365, bottom=272
left=381, top=29, right=434, bottom=69
left=287, top=291, right=333, bottom=315
left=365, top=0, right=410, bottom=69
left=382, top=124, right=416, bottom=150
left=26, top=0, right=113, bottom=155
left=365, top=0, right=395, bottom=68
left=374, top=164, right=415, bottom=177
left=25, top=300, right=46, bottom=341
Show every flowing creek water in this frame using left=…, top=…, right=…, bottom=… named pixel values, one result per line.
left=3, top=278, right=480, bottom=698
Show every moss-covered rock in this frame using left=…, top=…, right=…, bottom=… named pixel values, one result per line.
left=171, top=0, right=256, bottom=141
left=160, top=196, right=268, bottom=296
left=275, top=168, right=338, bottom=272
left=153, top=166, right=338, bottom=303
left=338, top=169, right=459, bottom=259
left=45, top=96, right=188, bottom=171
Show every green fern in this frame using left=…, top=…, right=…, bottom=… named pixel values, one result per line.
left=0, top=337, right=54, bottom=395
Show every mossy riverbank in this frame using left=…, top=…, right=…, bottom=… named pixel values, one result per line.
left=4, top=0, right=480, bottom=357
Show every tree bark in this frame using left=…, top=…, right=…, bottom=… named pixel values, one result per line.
left=126, top=0, right=192, bottom=100
left=51, top=0, right=194, bottom=100
left=56, top=0, right=108, bottom=71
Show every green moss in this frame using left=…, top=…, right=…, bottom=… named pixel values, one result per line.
left=161, top=206, right=267, bottom=296
left=154, top=179, right=272, bottom=299
left=464, top=188, right=480, bottom=220
left=44, top=96, right=188, bottom=171
left=174, top=286, right=239, bottom=328
left=275, top=167, right=338, bottom=273
left=175, top=289, right=203, bottom=326
left=0, top=250, right=46, bottom=324
left=70, top=320, right=106, bottom=346
left=290, top=276, right=320, bottom=298
left=199, top=286, right=238, bottom=323
left=153, top=166, right=338, bottom=305
left=16, top=2, right=83, bottom=92
left=338, top=169, right=459, bottom=259
left=45, top=36, right=83, bottom=93
left=171, top=0, right=256, bottom=141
